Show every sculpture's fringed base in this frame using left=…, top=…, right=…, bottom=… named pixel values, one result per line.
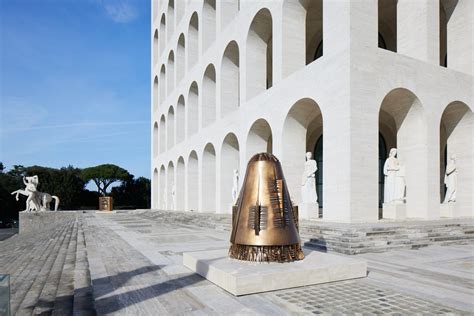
left=228, top=243, right=305, bottom=263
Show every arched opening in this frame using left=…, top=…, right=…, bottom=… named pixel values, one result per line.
left=167, top=0, right=175, bottom=40
left=439, top=101, right=473, bottom=216
left=378, top=0, right=397, bottom=52
left=153, top=168, right=158, bottom=208
left=379, top=88, right=427, bottom=218
left=221, top=41, right=239, bottom=118
left=378, top=133, right=388, bottom=212
left=176, top=95, right=185, bottom=143
left=187, top=82, right=199, bottom=137
left=159, top=115, right=166, bottom=153
left=167, top=51, right=175, bottom=95
left=176, top=157, right=185, bottom=211
left=153, top=29, right=159, bottom=66
left=160, top=65, right=166, bottom=104
left=202, top=64, right=216, bottom=127
left=167, top=161, right=175, bottom=210
left=314, top=135, right=323, bottom=212
left=246, top=8, right=272, bottom=100
left=281, top=98, right=323, bottom=216
left=153, top=76, right=158, bottom=112
left=153, top=122, right=158, bottom=157
left=220, top=0, right=238, bottom=30
left=305, top=0, right=323, bottom=64
left=202, top=143, right=216, bottom=212
left=246, top=119, right=272, bottom=162
left=440, top=0, right=463, bottom=68
left=160, top=14, right=166, bottom=54
left=220, top=133, right=240, bottom=213
left=187, top=151, right=199, bottom=211
left=188, top=12, right=199, bottom=71
left=159, top=165, right=166, bottom=209
left=203, top=0, right=216, bottom=52
left=177, top=34, right=186, bottom=83
left=167, top=107, right=175, bottom=150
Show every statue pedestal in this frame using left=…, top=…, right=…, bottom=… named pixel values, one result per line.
left=299, top=203, right=319, bottom=220
left=183, top=248, right=367, bottom=296
left=383, top=203, right=406, bottom=220
left=440, top=203, right=456, bottom=218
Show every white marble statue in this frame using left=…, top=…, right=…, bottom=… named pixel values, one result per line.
left=11, top=175, right=59, bottom=212
left=394, top=164, right=406, bottom=203
left=301, top=152, right=318, bottom=204
left=383, top=148, right=401, bottom=204
left=171, top=183, right=176, bottom=209
left=443, top=154, right=457, bottom=203
left=232, top=169, right=239, bottom=204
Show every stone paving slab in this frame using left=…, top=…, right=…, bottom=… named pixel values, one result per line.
left=83, top=211, right=473, bottom=314
left=3, top=210, right=471, bottom=315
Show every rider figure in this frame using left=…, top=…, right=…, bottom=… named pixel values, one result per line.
left=22, top=176, right=41, bottom=211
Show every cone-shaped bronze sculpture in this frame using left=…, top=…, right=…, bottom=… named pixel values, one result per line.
left=229, top=153, right=305, bottom=262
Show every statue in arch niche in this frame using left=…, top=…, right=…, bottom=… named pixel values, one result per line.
left=443, top=154, right=457, bottom=203
left=384, top=148, right=406, bottom=204
left=301, top=152, right=318, bottom=204
left=232, top=169, right=239, bottom=204
left=171, top=183, right=176, bottom=210
left=11, top=175, right=60, bottom=212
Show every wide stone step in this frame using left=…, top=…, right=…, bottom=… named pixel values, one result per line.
left=52, top=219, right=79, bottom=315
left=10, top=222, right=73, bottom=314
left=31, top=219, right=76, bottom=315
left=1, top=222, right=65, bottom=275
left=72, top=220, right=96, bottom=315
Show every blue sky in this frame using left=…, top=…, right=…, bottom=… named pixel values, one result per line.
left=0, top=0, right=151, bottom=180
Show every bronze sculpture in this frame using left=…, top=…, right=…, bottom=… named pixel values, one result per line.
left=229, top=153, right=305, bottom=262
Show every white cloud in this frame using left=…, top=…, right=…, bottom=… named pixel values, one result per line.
left=101, top=0, right=138, bottom=23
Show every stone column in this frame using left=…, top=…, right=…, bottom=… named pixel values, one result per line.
left=322, top=0, right=379, bottom=222
left=447, top=0, right=473, bottom=75
left=324, top=0, right=377, bottom=55
left=280, top=0, right=306, bottom=79
left=397, top=0, right=439, bottom=64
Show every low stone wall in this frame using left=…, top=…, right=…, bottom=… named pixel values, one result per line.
left=19, top=211, right=79, bottom=234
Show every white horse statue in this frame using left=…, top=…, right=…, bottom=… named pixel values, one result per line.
left=11, top=176, right=60, bottom=212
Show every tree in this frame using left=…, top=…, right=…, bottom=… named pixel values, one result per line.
left=0, top=164, right=24, bottom=219
left=111, top=176, right=151, bottom=209
left=81, top=164, right=130, bottom=196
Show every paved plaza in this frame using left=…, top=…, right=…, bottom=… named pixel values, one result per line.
left=0, top=210, right=473, bottom=315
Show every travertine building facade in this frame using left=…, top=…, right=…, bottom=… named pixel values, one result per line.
left=151, top=0, right=473, bottom=222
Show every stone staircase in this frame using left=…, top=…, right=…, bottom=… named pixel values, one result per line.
left=135, top=209, right=233, bottom=232
left=302, top=220, right=474, bottom=254
left=143, top=209, right=474, bottom=255
left=0, top=212, right=95, bottom=315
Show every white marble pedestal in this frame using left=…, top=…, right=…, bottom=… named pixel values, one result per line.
left=383, top=203, right=406, bottom=220
left=440, top=203, right=456, bottom=218
left=183, top=248, right=367, bottom=296
left=299, top=203, right=319, bottom=220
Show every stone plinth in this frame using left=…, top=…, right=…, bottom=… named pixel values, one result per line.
left=183, top=248, right=367, bottom=296
left=19, top=211, right=78, bottom=234
left=383, top=203, right=406, bottom=220
left=299, top=203, right=319, bottom=220
left=440, top=203, right=456, bottom=218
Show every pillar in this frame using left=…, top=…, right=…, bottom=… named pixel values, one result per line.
left=447, top=0, right=473, bottom=75
left=397, top=0, right=439, bottom=64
